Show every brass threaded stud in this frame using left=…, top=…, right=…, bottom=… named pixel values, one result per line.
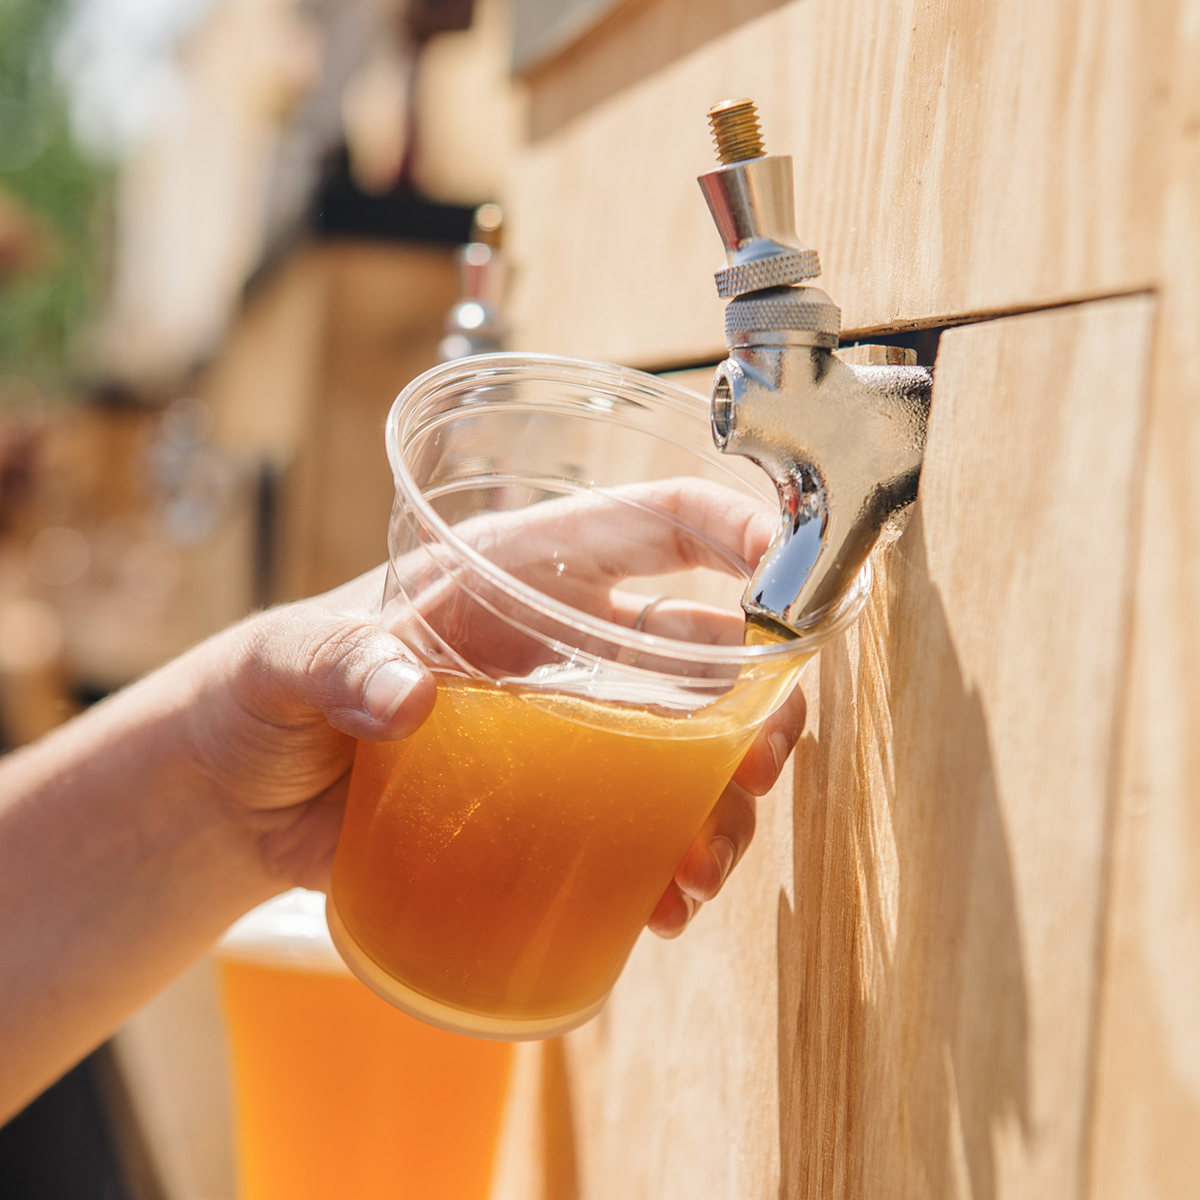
left=708, top=98, right=764, bottom=164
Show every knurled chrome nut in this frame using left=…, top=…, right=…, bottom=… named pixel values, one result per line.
left=715, top=248, right=821, bottom=298
left=725, top=288, right=841, bottom=339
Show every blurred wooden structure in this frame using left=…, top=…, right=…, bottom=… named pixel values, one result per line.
left=490, top=1, right=1200, bottom=1197
left=204, top=241, right=459, bottom=602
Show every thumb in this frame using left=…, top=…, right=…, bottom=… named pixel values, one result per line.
left=246, top=607, right=437, bottom=741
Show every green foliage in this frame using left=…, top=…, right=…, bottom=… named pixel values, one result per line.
left=0, top=0, right=113, bottom=384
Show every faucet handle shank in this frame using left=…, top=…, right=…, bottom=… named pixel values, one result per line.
left=698, top=156, right=822, bottom=298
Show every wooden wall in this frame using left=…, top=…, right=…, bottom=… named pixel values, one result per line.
left=491, top=1, right=1200, bottom=1196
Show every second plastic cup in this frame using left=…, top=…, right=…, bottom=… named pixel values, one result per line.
left=326, top=354, right=867, bottom=1039
left=219, top=890, right=512, bottom=1200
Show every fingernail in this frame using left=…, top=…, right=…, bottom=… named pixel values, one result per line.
left=709, top=835, right=736, bottom=888
left=769, top=731, right=791, bottom=775
left=681, top=892, right=698, bottom=925
left=364, top=659, right=422, bottom=722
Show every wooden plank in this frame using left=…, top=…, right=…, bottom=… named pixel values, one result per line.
left=506, top=0, right=1170, bottom=367
left=795, top=295, right=1152, bottom=1199
left=484, top=295, right=1154, bottom=1199
left=207, top=242, right=458, bottom=604
left=788, top=297, right=1151, bottom=1198
left=204, top=250, right=329, bottom=472
left=1086, top=4, right=1200, bottom=1190
left=557, top=767, right=796, bottom=1200
left=523, top=0, right=793, bottom=136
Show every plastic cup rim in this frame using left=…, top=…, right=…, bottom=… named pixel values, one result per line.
left=385, top=351, right=869, bottom=668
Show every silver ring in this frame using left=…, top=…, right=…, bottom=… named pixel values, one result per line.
left=633, top=594, right=667, bottom=632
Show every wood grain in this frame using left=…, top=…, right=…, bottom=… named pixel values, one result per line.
left=1086, top=3, right=1200, bottom=1191
left=499, top=0, right=1200, bottom=1192
left=205, top=250, right=328, bottom=472
left=782, top=295, right=1152, bottom=1199
left=791, top=296, right=1152, bottom=1199
left=289, top=243, right=458, bottom=596
left=484, top=296, right=1156, bottom=1199
left=506, top=0, right=1170, bottom=368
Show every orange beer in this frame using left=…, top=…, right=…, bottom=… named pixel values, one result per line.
left=336, top=353, right=865, bottom=1037
left=219, top=892, right=512, bottom=1200
left=329, top=671, right=796, bottom=1036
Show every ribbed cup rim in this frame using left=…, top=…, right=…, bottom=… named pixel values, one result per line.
left=385, top=352, right=869, bottom=668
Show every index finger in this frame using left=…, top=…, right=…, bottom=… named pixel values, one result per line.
left=453, top=477, right=778, bottom=587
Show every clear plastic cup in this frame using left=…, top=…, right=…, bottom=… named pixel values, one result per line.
left=218, top=890, right=512, bottom=1200
left=326, top=354, right=868, bottom=1040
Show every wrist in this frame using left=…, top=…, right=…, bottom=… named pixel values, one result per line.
left=153, top=623, right=304, bottom=904
left=0, top=647, right=273, bottom=1118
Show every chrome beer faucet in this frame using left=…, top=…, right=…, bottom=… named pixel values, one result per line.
left=698, top=100, right=932, bottom=633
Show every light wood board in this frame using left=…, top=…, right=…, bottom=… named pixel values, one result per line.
left=290, top=243, right=458, bottom=596
left=793, top=295, right=1153, bottom=1199
left=1086, top=4, right=1200, bottom=1191
left=486, top=294, right=1156, bottom=1199
left=496, top=0, right=1200, bottom=1192
left=506, top=0, right=1169, bottom=367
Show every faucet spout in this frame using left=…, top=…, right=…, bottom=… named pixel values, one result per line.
left=699, top=100, right=932, bottom=634
left=714, top=348, right=930, bottom=628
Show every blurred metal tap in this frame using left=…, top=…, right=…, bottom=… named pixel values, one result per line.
left=439, top=202, right=507, bottom=361
left=698, top=100, right=932, bottom=634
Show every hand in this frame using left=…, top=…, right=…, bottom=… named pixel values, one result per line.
left=0, top=477, right=803, bottom=1118
left=388, top=476, right=806, bottom=936
left=394, top=476, right=775, bottom=675
left=0, top=561, right=439, bottom=1122
left=177, top=564, right=436, bottom=894
left=194, top=477, right=802, bottom=924
left=647, top=682, right=807, bottom=938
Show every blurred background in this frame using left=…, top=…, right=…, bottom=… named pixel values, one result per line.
left=0, top=0, right=529, bottom=1194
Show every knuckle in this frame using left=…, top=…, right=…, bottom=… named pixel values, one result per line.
left=716, top=781, right=757, bottom=847
left=224, top=613, right=282, bottom=700
left=296, top=619, right=374, bottom=689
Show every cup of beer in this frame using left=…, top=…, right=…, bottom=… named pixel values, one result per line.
left=326, top=354, right=867, bottom=1039
left=219, top=889, right=512, bottom=1200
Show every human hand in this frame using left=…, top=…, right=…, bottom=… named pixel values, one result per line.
left=383, top=475, right=808, bottom=936
left=647, top=681, right=807, bottom=938
left=190, top=477, right=803, bottom=920
left=178, top=565, right=436, bottom=895
left=0, top=478, right=805, bottom=1118
left=0, top=566, right=435, bottom=1123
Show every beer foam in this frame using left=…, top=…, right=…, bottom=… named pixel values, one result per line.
left=218, top=888, right=350, bottom=976
left=518, top=662, right=721, bottom=712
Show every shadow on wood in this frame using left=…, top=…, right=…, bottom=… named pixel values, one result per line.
left=779, top=516, right=1029, bottom=1200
